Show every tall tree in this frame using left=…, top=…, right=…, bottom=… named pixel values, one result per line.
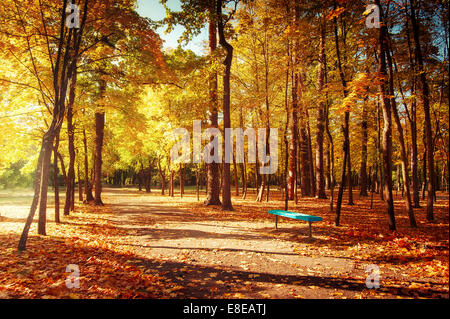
left=64, top=66, right=77, bottom=214
left=359, top=95, right=369, bottom=197
left=334, top=2, right=351, bottom=226
left=287, top=1, right=299, bottom=202
left=386, top=34, right=417, bottom=227
left=375, top=0, right=396, bottom=230
left=409, top=0, right=435, bottom=221
left=217, top=0, right=237, bottom=211
left=83, top=128, right=94, bottom=202
left=94, top=73, right=106, bottom=206
left=315, top=19, right=327, bottom=199
left=18, top=0, right=89, bottom=250
left=53, top=135, right=61, bottom=224
left=205, top=2, right=222, bottom=206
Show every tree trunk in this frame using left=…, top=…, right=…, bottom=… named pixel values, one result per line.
left=77, top=154, right=83, bottom=202
left=288, top=73, right=298, bottom=201
left=326, top=115, right=335, bottom=212
left=324, top=44, right=335, bottom=209
left=94, top=77, right=106, bottom=206
left=204, top=6, right=221, bottom=206
left=421, top=130, right=427, bottom=201
left=196, top=169, right=200, bottom=201
left=38, top=138, right=54, bottom=235
left=360, top=97, right=369, bottom=197
left=53, top=134, right=60, bottom=224
left=335, top=125, right=348, bottom=226
left=410, top=108, right=420, bottom=207
left=315, top=21, right=327, bottom=199
left=217, top=0, right=233, bottom=211
left=83, top=129, right=94, bottom=203
left=145, top=162, right=152, bottom=193
left=377, top=99, right=384, bottom=200
left=410, top=0, right=435, bottom=221
left=288, top=4, right=299, bottom=202
left=138, top=163, right=143, bottom=191
left=284, top=105, right=290, bottom=210
left=170, top=170, right=174, bottom=197
left=19, top=0, right=87, bottom=250
left=179, top=163, right=184, bottom=198
left=405, top=17, right=421, bottom=208
left=325, top=139, right=331, bottom=190
left=256, top=173, right=266, bottom=202
left=376, top=0, right=396, bottom=230
left=18, top=145, right=44, bottom=251
left=306, top=106, right=316, bottom=197
left=370, top=165, right=376, bottom=209
left=333, top=4, right=350, bottom=223
left=297, top=68, right=312, bottom=198
left=299, top=118, right=311, bottom=197
left=64, top=68, right=77, bottom=215
left=283, top=23, right=291, bottom=209
left=233, top=151, right=239, bottom=196
left=346, top=137, right=354, bottom=205
left=157, top=158, right=166, bottom=195
left=238, top=112, right=248, bottom=200
left=57, top=152, right=67, bottom=185
left=386, top=39, right=417, bottom=227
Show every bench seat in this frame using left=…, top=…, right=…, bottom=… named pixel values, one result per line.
left=268, top=210, right=322, bottom=238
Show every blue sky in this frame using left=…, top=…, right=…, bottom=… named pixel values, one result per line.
left=136, top=0, right=208, bottom=56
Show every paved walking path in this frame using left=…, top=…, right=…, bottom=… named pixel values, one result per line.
left=102, top=189, right=363, bottom=298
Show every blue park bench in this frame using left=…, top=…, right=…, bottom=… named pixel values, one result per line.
left=268, top=210, right=323, bottom=239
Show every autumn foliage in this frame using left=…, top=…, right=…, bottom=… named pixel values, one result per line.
left=0, top=0, right=449, bottom=300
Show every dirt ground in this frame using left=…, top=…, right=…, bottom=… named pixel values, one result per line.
left=0, top=187, right=448, bottom=299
